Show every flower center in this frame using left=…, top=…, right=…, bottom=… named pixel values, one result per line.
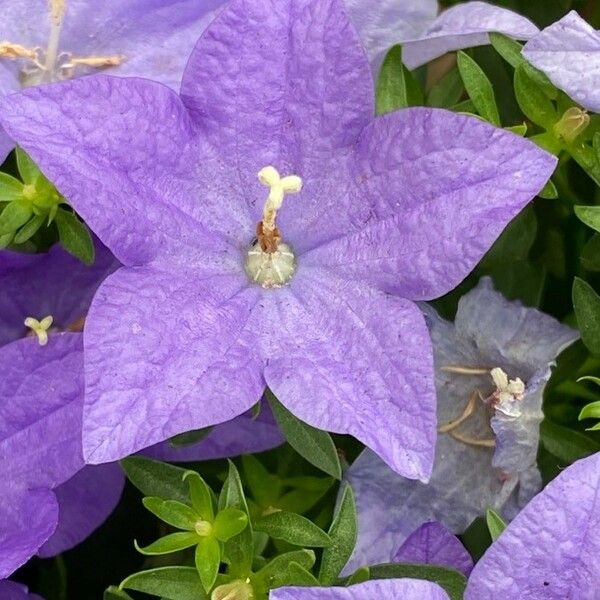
left=24, top=315, right=54, bottom=346
left=244, top=165, right=303, bottom=289
left=194, top=519, right=213, bottom=537
left=0, top=0, right=125, bottom=87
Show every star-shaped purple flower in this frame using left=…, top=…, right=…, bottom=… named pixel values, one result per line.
left=0, top=0, right=228, bottom=161
left=466, top=450, right=600, bottom=599
left=0, top=0, right=556, bottom=481
left=345, top=0, right=539, bottom=71
left=270, top=578, right=450, bottom=600
left=523, top=11, right=600, bottom=113
left=344, top=278, right=577, bottom=570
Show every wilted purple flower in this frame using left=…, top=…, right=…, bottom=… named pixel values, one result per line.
left=344, top=278, right=578, bottom=570
left=394, top=521, right=473, bottom=576
left=523, top=11, right=600, bottom=113
left=0, top=580, right=43, bottom=600
left=0, top=0, right=555, bottom=481
left=270, top=578, right=450, bottom=600
left=345, top=0, right=539, bottom=71
left=466, top=450, right=600, bottom=599
left=0, top=0, right=227, bottom=161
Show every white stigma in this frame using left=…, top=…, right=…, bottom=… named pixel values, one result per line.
left=24, top=315, right=54, bottom=346
left=490, top=367, right=525, bottom=417
left=245, top=166, right=302, bottom=289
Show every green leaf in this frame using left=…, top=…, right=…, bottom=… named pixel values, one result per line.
left=13, top=213, right=45, bottom=244
left=120, top=456, right=189, bottom=502
left=573, top=277, right=600, bottom=355
left=0, top=231, right=15, bottom=248
left=575, top=205, right=600, bottom=233
left=376, top=45, right=423, bottom=115
left=254, top=511, right=332, bottom=547
left=368, top=563, right=467, bottom=600
left=213, top=508, right=248, bottom=542
left=505, top=123, right=528, bottom=136
left=104, top=586, right=133, bottom=600
left=142, top=497, right=198, bottom=531
left=267, top=390, right=341, bottom=480
left=283, top=562, right=320, bottom=586
left=486, top=509, right=507, bottom=541
left=242, top=454, right=281, bottom=507
left=15, top=147, right=41, bottom=184
left=457, top=51, right=500, bottom=126
left=195, top=536, right=220, bottom=593
left=256, top=549, right=316, bottom=582
left=427, top=67, right=464, bottom=108
left=579, top=400, right=600, bottom=421
left=0, top=201, right=33, bottom=235
left=514, top=64, right=557, bottom=129
left=169, top=427, right=213, bottom=448
left=120, top=567, right=207, bottom=600
left=135, top=532, right=200, bottom=556
left=184, top=471, right=215, bottom=521
left=540, top=419, right=600, bottom=464
left=538, top=179, right=558, bottom=199
left=579, top=376, right=600, bottom=386
left=219, top=461, right=253, bottom=577
left=319, top=485, right=357, bottom=584
left=581, top=235, right=600, bottom=271
left=346, top=566, right=370, bottom=586
left=0, top=172, right=24, bottom=202
left=55, top=207, right=95, bottom=265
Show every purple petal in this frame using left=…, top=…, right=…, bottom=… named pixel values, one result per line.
left=523, top=11, right=600, bottom=113
left=344, top=0, right=437, bottom=71
left=393, top=521, right=473, bottom=576
left=0, top=334, right=84, bottom=488
left=260, top=269, right=436, bottom=481
left=270, top=579, right=450, bottom=600
left=145, top=402, right=283, bottom=462
left=305, top=109, right=557, bottom=301
left=0, top=580, right=43, bottom=600
left=466, top=451, right=600, bottom=599
left=0, top=239, right=118, bottom=346
left=403, top=1, right=539, bottom=69
left=0, top=486, right=58, bottom=578
left=82, top=268, right=264, bottom=464
left=0, top=76, right=200, bottom=266
left=38, top=463, right=125, bottom=558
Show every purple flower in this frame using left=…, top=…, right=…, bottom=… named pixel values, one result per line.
left=0, top=580, right=43, bottom=600
left=465, top=451, right=600, bottom=599
left=344, top=279, right=577, bottom=571
left=0, top=0, right=227, bottom=161
left=270, top=579, right=450, bottom=600
left=345, top=0, right=539, bottom=71
left=394, top=521, right=473, bottom=577
left=0, top=0, right=555, bottom=481
left=522, top=11, right=600, bottom=113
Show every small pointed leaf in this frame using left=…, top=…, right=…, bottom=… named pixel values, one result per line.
left=55, top=207, right=95, bottom=265
left=213, top=508, right=248, bottom=542
left=486, top=509, right=507, bottom=541
left=0, top=201, right=33, bottom=235
left=195, top=536, right=221, bottom=593
left=135, top=532, right=200, bottom=556
left=120, top=457, right=189, bottom=502
left=457, top=51, right=500, bottom=126
left=184, top=471, right=214, bottom=521
left=142, top=497, right=198, bottom=531
left=120, top=567, right=207, bottom=600
left=254, top=511, right=332, bottom=547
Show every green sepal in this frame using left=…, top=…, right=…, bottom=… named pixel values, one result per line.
left=0, top=201, right=33, bottom=235
left=319, top=485, right=357, bottom=584
left=120, top=567, right=208, bottom=600
left=280, top=562, right=320, bottom=587
left=486, top=509, right=507, bottom=541
left=346, top=566, right=370, bottom=586
left=55, top=207, right=95, bottom=265
left=142, top=497, right=198, bottom=531
left=579, top=400, right=600, bottom=421
left=457, top=51, right=501, bottom=126
left=573, top=277, right=600, bottom=355
left=514, top=64, right=557, bottom=130
left=15, top=147, right=41, bottom=184
left=0, top=231, right=15, bottom=248
left=0, top=172, right=24, bottom=202
left=134, top=532, right=200, bottom=556
left=376, top=45, right=423, bottom=115
left=184, top=470, right=215, bottom=521
left=267, top=390, right=342, bottom=480
left=254, top=511, right=332, bottom=547
left=538, top=179, right=558, bottom=199
left=13, top=213, right=45, bottom=244
left=213, top=507, right=248, bottom=542
left=254, top=550, right=316, bottom=595
left=195, top=536, right=221, bottom=593
left=575, top=205, right=600, bottom=233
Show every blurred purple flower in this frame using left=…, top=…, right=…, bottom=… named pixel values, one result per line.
left=0, top=0, right=227, bottom=161
left=523, top=11, right=600, bottom=113
left=344, top=278, right=577, bottom=571
left=345, top=0, right=539, bottom=71
left=270, top=578, right=450, bottom=600
left=0, top=0, right=555, bottom=481
left=466, top=451, right=600, bottom=599
left=394, top=521, right=473, bottom=576
left=0, top=580, right=43, bottom=600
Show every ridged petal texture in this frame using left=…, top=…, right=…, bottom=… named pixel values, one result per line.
left=344, top=279, right=577, bottom=571
left=466, top=451, right=600, bottom=600
left=0, top=0, right=556, bottom=481
left=523, top=11, right=600, bottom=113
left=0, top=579, right=44, bottom=599
left=393, top=521, right=473, bottom=576
left=270, top=578, right=450, bottom=600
